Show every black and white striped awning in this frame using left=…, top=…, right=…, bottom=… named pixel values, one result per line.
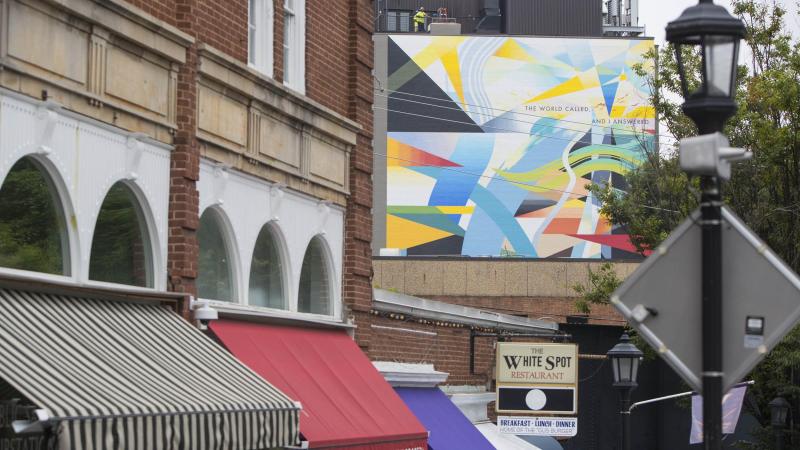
left=0, top=284, right=300, bottom=450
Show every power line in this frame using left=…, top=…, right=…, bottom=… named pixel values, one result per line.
left=373, top=98, right=683, bottom=214
left=374, top=150, right=681, bottom=214
left=376, top=86, right=680, bottom=144
left=374, top=106, right=675, bottom=152
left=378, top=86, right=663, bottom=136
left=375, top=91, right=679, bottom=147
left=377, top=88, right=676, bottom=144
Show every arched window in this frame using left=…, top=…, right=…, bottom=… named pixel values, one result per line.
left=0, top=157, right=69, bottom=275
left=298, top=236, right=330, bottom=315
left=198, top=209, right=234, bottom=301
left=89, top=182, right=152, bottom=287
left=249, top=225, right=285, bottom=309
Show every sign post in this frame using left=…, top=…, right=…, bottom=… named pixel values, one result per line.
left=665, top=1, right=747, bottom=446
left=612, top=206, right=800, bottom=395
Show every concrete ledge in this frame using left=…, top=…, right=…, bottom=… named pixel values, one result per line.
left=372, top=362, right=449, bottom=388
left=208, top=300, right=355, bottom=331
left=429, top=22, right=462, bottom=35
left=46, top=0, right=193, bottom=62
left=446, top=391, right=495, bottom=423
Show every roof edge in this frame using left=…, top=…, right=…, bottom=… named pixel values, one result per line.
left=373, top=288, right=558, bottom=333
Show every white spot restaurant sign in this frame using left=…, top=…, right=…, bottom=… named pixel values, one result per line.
left=496, top=343, right=578, bottom=415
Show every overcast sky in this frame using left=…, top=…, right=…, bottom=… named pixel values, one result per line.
left=634, top=1, right=797, bottom=146
left=638, top=0, right=800, bottom=45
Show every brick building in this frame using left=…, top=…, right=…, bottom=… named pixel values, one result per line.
left=0, top=0, right=375, bottom=321
left=0, top=0, right=441, bottom=448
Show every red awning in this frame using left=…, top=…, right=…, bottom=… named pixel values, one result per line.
left=210, top=320, right=429, bottom=450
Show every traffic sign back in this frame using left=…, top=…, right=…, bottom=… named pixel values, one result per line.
left=612, top=206, right=800, bottom=393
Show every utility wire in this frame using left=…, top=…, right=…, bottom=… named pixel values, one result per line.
left=375, top=91, right=679, bottom=147
left=374, top=150, right=681, bottom=214
left=376, top=86, right=680, bottom=145
left=374, top=106, right=674, bottom=152
left=579, top=358, right=608, bottom=382
left=378, top=85, right=666, bottom=139
left=373, top=95, right=684, bottom=214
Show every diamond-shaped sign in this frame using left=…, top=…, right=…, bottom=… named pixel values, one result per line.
left=612, top=206, right=800, bottom=393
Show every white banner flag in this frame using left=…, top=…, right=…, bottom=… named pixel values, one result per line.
left=689, top=384, right=748, bottom=444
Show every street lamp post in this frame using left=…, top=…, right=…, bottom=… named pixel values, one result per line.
left=666, top=2, right=745, bottom=449
left=607, top=333, right=643, bottom=450
left=769, top=397, right=790, bottom=450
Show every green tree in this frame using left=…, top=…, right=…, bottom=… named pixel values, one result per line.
left=573, top=262, right=622, bottom=314
left=574, top=1, right=800, bottom=446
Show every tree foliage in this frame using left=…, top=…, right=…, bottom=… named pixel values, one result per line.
left=573, top=262, right=621, bottom=314
left=0, top=157, right=65, bottom=274
left=573, top=0, right=800, bottom=444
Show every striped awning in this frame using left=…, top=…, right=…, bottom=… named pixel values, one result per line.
left=0, top=285, right=300, bottom=450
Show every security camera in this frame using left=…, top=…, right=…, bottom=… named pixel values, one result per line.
left=190, top=298, right=218, bottom=331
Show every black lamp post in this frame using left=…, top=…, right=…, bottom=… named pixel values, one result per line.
left=666, top=0, right=746, bottom=135
left=666, top=3, right=745, bottom=449
left=769, top=397, right=790, bottom=450
left=607, top=333, right=643, bottom=450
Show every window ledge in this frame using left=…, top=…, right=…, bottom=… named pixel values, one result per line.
left=206, top=300, right=354, bottom=330
left=0, top=269, right=184, bottom=310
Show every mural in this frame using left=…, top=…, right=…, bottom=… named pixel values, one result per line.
left=385, top=35, right=656, bottom=258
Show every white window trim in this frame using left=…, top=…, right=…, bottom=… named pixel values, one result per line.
left=249, top=0, right=274, bottom=76
left=0, top=267, right=166, bottom=296
left=197, top=206, right=241, bottom=304
left=197, top=161, right=344, bottom=323
left=282, top=0, right=305, bottom=94
left=297, top=235, right=337, bottom=317
left=207, top=299, right=353, bottom=329
left=86, top=181, right=160, bottom=290
left=0, top=89, right=170, bottom=292
left=245, top=221, right=291, bottom=311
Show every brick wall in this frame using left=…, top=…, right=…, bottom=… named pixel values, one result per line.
left=129, top=0, right=246, bottom=295
left=367, top=314, right=499, bottom=386
left=367, top=312, right=557, bottom=391
left=124, top=0, right=177, bottom=26
left=305, top=0, right=350, bottom=116
left=168, top=0, right=200, bottom=296
left=197, top=0, right=249, bottom=63
left=127, top=0, right=248, bottom=62
left=120, top=0, right=376, bottom=322
left=342, top=0, right=375, bottom=331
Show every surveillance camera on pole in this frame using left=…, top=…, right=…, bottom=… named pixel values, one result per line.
left=679, top=132, right=751, bottom=180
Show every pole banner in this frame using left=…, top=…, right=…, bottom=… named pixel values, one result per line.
left=689, top=384, right=748, bottom=444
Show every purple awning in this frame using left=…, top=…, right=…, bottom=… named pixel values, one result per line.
left=395, top=387, right=495, bottom=450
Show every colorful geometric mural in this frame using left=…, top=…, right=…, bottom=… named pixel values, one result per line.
left=385, top=36, right=656, bottom=258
